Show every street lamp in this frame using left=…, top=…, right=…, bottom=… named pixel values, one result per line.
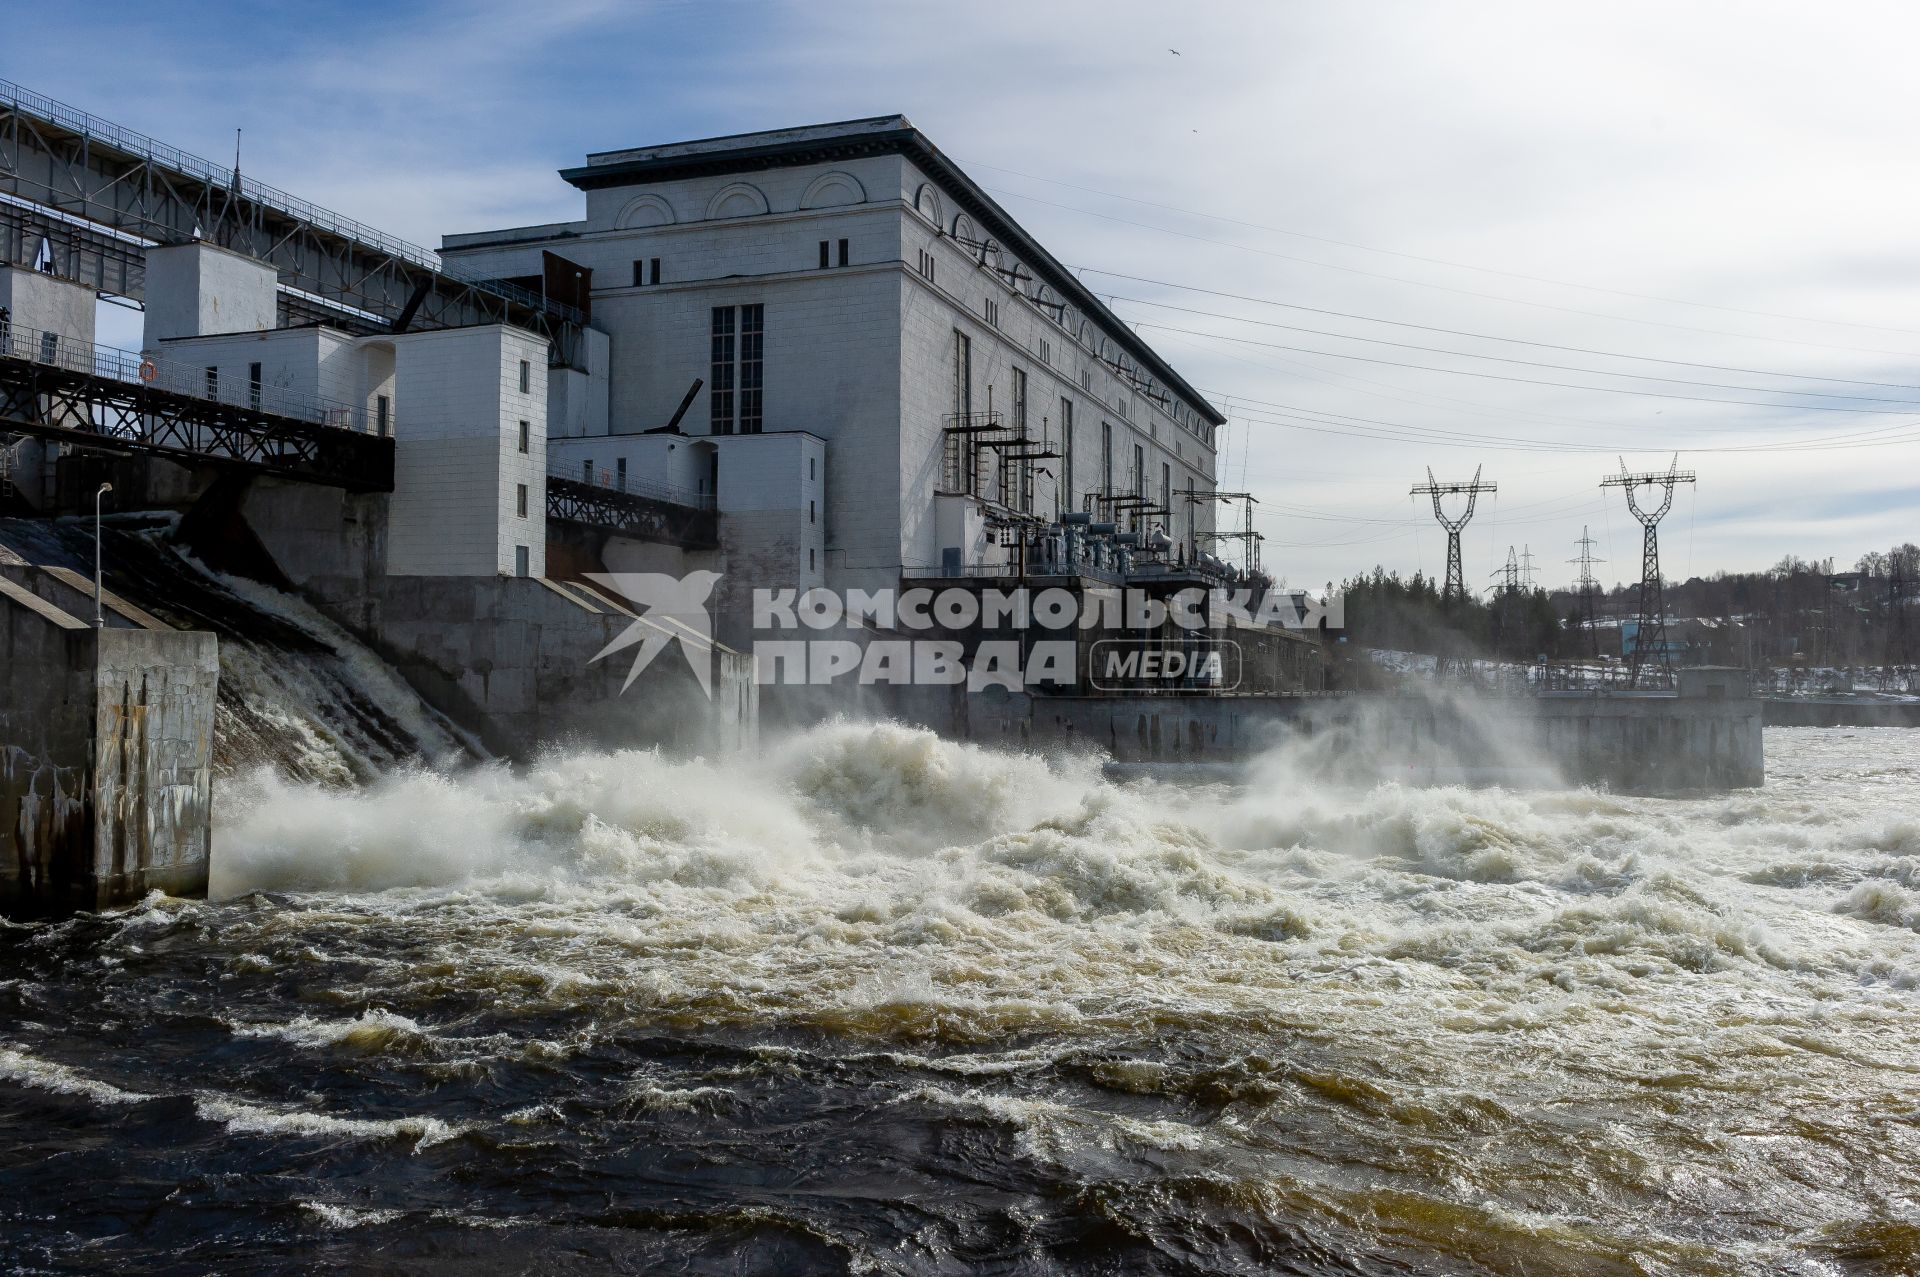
left=93, top=481, right=112, bottom=628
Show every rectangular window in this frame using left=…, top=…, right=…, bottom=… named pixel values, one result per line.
left=809, top=457, right=815, bottom=480
left=205, top=366, right=219, bottom=399
left=518, top=360, right=531, bottom=394
left=809, top=547, right=816, bottom=572
left=952, top=330, right=972, bottom=417
left=376, top=394, right=390, bottom=437
left=616, top=457, right=627, bottom=491
left=650, top=258, right=661, bottom=285
left=1101, top=420, right=1113, bottom=497
left=517, top=420, right=529, bottom=454
left=1010, top=367, right=1029, bottom=511
left=38, top=331, right=58, bottom=364
left=1133, top=443, right=1145, bottom=497
left=633, top=259, right=647, bottom=287
left=837, top=238, right=849, bottom=267
left=738, top=303, right=763, bottom=433
left=819, top=240, right=830, bottom=270
left=918, top=249, right=936, bottom=282
left=516, top=483, right=528, bottom=518
left=984, top=298, right=999, bottom=327
left=1161, top=462, right=1173, bottom=539
left=248, top=362, right=262, bottom=411
left=809, top=499, right=816, bottom=524
left=1080, top=368, right=1091, bottom=390
left=710, top=305, right=737, bottom=434
left=1060, top=398, right=1074, bottom=515
left=583, top=459, right=593, bottom=484
left=515, top=545, right=530, bottom=578
left=1039, top=338, right=1051, bottom=366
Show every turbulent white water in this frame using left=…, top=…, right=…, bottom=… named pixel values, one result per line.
left=10, top=722, right=1920, bottom=1272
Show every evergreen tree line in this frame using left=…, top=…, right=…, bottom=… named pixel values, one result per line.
left=1332, top=541, right=1920, bottom=667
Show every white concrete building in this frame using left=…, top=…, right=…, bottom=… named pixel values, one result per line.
left=439, top=115, right=1226, bottom=602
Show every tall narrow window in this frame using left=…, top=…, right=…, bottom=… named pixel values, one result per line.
left=515, top=545, right=530, bottom=578
left=738, top=303, right=763, bottom=433
left=952, top=331, right=972, bottom=417
left=1161, top=462, right=1173, bottom=539
left=583, top=459, right=593, bottom=484
left=205, top=366, right=219, bottom=399
left=633, top=259, right=647, bottom=287
left=516, top=483, right=528, bottom=518
left=38, top=331, right=57, bottom=364
left=650, top=258, right=661, bottom=285
left=819, top=240, right=830, bottom=269
left=518, top=420, right=530, bottom=454
left=710, top=306, right=737, bottom=434
left=616, top=457, right=627, bottom=491
left=1132, top=444, right=1144, bottom=496
left=376, top=395, right=390, bottom=437
left=518, top=360, right=530, bottom=394
left=1010, top=367, right=1029, bottom=510
left=837, top=238, right=849, bottom=267
left=1060, top=398, right=1074, bottom=515
left=248, top=362, right=262, bottom=411
left=1101, top=420, right=1113, bottom=497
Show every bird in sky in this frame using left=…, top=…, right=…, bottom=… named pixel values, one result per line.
left=1169, top=48, right=1181, bottom=55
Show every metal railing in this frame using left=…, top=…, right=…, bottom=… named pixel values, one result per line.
left=0, top=79, right=584, bottom=327
left=555, top=464, right=714, bottom=511
left=0, top=320, right=375, bottom=434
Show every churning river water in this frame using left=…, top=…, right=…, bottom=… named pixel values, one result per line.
left=3, top=723, right=1918, bottom=1275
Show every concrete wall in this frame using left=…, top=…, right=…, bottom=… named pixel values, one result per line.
left=1, top=592, right=216, bottom=917
left=386, top=324, right=549, bottom=578
left=0, top=266, right=97, bottom=346
left=955, top=682, right=1764, bottom=793
left=142, top=241, right=278, bottom=343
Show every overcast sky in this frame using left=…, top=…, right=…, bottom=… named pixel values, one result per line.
left=13, top=0, right=1920, bottom=591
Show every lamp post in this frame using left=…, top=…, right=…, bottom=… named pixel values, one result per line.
left=93, top=481, right=112, bottom=628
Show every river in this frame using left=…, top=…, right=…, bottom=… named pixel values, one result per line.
left=3, top=723, right=1916, bottom=1274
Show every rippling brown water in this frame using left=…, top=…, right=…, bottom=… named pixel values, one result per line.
left=3, top=724, right=1918, bottom=1274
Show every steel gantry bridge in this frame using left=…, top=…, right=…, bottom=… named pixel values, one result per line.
left=0, top=79, right=586, bottom=361
left=0, top=324, right=392, bottom=490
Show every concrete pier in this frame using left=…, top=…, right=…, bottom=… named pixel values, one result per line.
left=1, top=583, right=216, bottom=917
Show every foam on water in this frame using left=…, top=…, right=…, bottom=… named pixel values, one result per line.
left=9, top=722, right=1920, bottom=1272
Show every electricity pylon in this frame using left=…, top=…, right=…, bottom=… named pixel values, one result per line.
left=1601, top=455, right=1696, bottom=689
left=1411, top=466, right=1497, bottom=606
left=1568, top=527, right=1605, bottom=657
left=1412, top=466, right=1497, bottom=681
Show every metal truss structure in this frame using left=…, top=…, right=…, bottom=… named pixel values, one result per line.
left=1181, top=487, right=1262, bottom=576
left=1568, top=526, right=1605, bottom=657
left=546, top=475, right=718, bottom=550
left=0, top=346, right=392, bottom=490
left=1411, top=466, right=1496, bottom=607
left=1601, top=455, right=1696, bottom=689
left=0, top=79, right=585, bottom=362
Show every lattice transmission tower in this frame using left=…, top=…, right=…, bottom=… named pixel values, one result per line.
left=1568, top=527, right=1605, bottom=657
left=1600, top=455, right=1696, bottom=689
left=1411, top=466, right=1497, bottom=606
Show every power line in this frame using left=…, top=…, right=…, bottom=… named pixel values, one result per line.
left=984, top=185, right=1920, bottom=358
left=967, top=160, right=1920, bottom=340
left=1137, top=320, right=1920, bottom=415
left=1097, top=289, right=1920, bottom=398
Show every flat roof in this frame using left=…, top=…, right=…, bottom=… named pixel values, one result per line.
left=561, top=117, right=1225, bottom=427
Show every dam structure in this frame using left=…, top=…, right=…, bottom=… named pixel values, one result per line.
left=0, top=82, right=1762, bottom=914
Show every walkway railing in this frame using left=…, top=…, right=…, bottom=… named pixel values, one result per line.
left=554, top=463, right=714, bottom=511
left=0, top=321, right=373, bottom=434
